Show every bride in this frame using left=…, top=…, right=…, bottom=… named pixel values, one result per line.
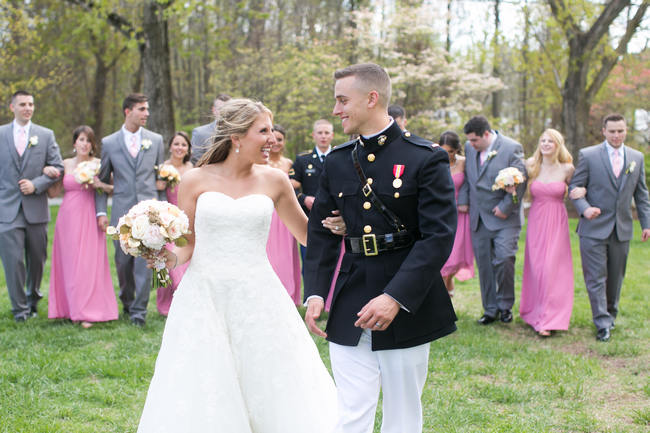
left=137, top=99, right=338, bottom=433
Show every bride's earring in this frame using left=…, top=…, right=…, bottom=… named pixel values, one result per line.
left=235, top=146, right=240, bottom=153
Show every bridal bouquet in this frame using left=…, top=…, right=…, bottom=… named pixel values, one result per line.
left=74, top=160, right=101, bottom=190
left=492, top=167, right=525, bottom=203
left=156, top=164, right=181, bottom=188
left=106, top=200, right=190, bottom=288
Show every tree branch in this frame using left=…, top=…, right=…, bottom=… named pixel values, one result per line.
left=532, top=30, right=563, bottom=90
left=65, top=0, right=141, bottom=40
left=546, top=0, right=580, bottom=38
left=583, top=0, right=632, bottom=54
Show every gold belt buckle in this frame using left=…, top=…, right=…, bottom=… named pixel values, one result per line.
left=362, top=234, right=378, bottom=256
left=362, top=183, right=372, bottom=197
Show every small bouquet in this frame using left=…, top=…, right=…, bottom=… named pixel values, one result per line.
left=106, top=199, right=190, bottom=288
left=74, top=160, right=101, bottom=191
left=492, top=167, right=525, bottom=203
left=157, top=164, right=181, bottom=189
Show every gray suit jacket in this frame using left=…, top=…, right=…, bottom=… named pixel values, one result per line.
left=0, top=122, right=63, bottom=224
left=95, top=128, right=166, bottom=225
left=569, top=141, right=650, bottom=241
left=458, top=132, right=527, bottom=232
left=190, top=121, right=215, bottom=165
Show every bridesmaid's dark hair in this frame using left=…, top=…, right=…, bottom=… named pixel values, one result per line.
left=438, top=130, right=461, bottom=155
left=168, top=131, right=192, bottom=164
left=273, top=124, right=286, bottom=139
left=72, top=125, right=97, bottom=156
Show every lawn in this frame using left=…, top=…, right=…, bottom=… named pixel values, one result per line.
left=0, top=207, right=648, bottom=433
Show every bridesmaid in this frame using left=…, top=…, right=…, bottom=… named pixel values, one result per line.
left=439, top=131, right=475, bottom=297
left=156, top=131, right=194, bottom=316
left=266, top=125, right=302, bottom=305
left=47, top=126, right=117, bottom=328
left=520, top=129, right=575, bottom=337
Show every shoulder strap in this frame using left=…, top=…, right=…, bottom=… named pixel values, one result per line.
left=351, top=142, right=406, bottom=232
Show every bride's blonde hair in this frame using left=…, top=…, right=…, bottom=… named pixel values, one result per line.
left=527, top=128, right=573, bottom=180
left=197, top=98, right=273, bottom=166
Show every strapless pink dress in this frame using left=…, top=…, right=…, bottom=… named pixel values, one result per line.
left=266, top=209, right=302, bottom=305
left=441, top=171, right=475, bottom=281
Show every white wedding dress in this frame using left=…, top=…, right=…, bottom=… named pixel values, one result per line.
left=137, top=192, right=338, bottom=433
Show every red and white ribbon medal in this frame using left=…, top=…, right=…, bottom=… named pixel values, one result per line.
left=392, top=164, right=405, bottom=188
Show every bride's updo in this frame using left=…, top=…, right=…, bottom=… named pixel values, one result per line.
left=197, top=98, right=273, bottom=166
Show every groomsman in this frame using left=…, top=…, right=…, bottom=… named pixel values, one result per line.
left=569, top=113, right=650, bottom=342
left=190, top=93, right=231, bottom=165
left=457, top=115, right=527, bottom=325
left=387, top=104, right=407, bottom=131
left=96, top=93, right=166, bottom=326
left=304, top=63, right=457, bottom=433
left=0, top=91, right=63, bottom=321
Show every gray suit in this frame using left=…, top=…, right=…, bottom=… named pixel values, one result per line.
left=458, top=132, right=527, bottom=317
left=569, top=141, right=650, bottom=330
left=95, top=127, right=165, bottom=321
left=0, top=122, right=63, bottom=319
left=190, top=121, right=215, bottom=165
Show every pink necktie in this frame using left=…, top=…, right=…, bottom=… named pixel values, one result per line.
left=479, top=150, right=487, bottom=166
left=16, top=127, right=27, bottom=156
left=612, top=149, right=622, bottom=178
left=129, top=135, right=139, bottom=158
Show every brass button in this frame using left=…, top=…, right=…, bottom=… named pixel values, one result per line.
left=307, top=173, right=312, bottom=176
left=363, top=225, right=372, bottom=234
left=367, top=154, right=375, bottom=162
left=338, top=192, right=343, bottom=198
left=394, top=192, right=400, bottom=198
left=308, top=164, right=313, bottom=169
left=367, top=178, right=373, bottom=185
left=363, top=201, right=371, bottom=210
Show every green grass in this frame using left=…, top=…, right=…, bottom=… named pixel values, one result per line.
left=1, top=210, right=648, bottom=432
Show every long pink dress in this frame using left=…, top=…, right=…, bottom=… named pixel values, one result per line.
left=266, top=210, right=302, bottom=305
left=441, top=171, right=475, bottom=281
left=157, top=185, right=190, bottom=316
left=48, top=174, right=118, bottom=322
left=520, top=181, right=574, bottom=331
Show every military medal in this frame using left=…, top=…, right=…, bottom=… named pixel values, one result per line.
left=393, top=164, right=404, bottom=188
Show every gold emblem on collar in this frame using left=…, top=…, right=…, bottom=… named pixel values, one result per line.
left=378, top=135, right=387, bottom=146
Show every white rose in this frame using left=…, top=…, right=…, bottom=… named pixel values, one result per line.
left=159, top=211, right=174, bottom=227
left=141, top=225, right=166, bottom=250
left=106, top=226, right=117, bottom=236
left=131, top=215, right=149, bottom=239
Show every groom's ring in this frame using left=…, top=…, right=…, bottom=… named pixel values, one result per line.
left=375, top=322, right=382, bottom=327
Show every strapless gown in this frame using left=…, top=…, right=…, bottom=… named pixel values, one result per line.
left=137, top=192, right=338, bottom=433
left=520, top=181, right=574, bottom=332
left=441, top=171, right=475, bottom=281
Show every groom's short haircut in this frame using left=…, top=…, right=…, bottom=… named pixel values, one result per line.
left=122, top=93, right=148, bottom=114
left=464, top=115, right=491, bottom=136
left=602, top=113, right=626, bottom=128
left=11, top=90, right=32, bottom=104
left=334, top=63, right=391, bottom=108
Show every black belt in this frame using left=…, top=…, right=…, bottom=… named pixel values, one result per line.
left=345, top=231, right=414, bottom=256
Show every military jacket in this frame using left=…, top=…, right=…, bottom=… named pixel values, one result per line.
left=304, top=121, right=458, bottom=350
left=290, top=148, right=325, bottom=215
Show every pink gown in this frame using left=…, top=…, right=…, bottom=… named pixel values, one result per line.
left=441, top=171, right=475, bottom=281
left=520, top=181, right=574, bottom=331
left=48, top=174, right=118, bottom=322
left=266, top=210, right=302, bottom=305
left=157, top=185, right=190, bottom=316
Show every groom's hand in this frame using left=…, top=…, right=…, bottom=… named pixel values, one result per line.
left=642, top=229, right=650, bottom=242
left=306, top=298, right=327, bottom=338
left=583, top=207, right=601, bottom=220
left=355, top=294, right=400, bottom=331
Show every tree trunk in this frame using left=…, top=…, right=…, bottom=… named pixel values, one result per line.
left=491, top=0, right=502, bottom=118
left=561, top=41, right=591, bottom=159
left=91, top=52, right=109, bottom=137
left=142, top=0, right=175, bottom=143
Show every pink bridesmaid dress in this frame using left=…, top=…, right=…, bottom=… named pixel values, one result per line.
left=157, top=185, right=190, bottom=316
left=325, top=240, right=344, bottom=312
left=441, top=171, right=475, bottom=281
left=520, top=181, right=574, bottom=332
left=48, top=174, right=118, bottom=322
left=266, top=209, right=302, bottom=305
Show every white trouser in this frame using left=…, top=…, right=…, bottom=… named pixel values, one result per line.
left=329, top=330, right=430, bottom=433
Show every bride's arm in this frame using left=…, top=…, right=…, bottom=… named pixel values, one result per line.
left=274, top=171, right=308, bottom=246
left=168, top=169, right=200, bottom=267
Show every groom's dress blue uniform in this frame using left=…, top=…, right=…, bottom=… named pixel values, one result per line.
left=304, top=121, right=457, bottom=350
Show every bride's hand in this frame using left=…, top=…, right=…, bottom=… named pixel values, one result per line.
left=322, top=210, right=346, bottom=236
left=145, top=249, right=177, bottom=270
left=569, top=186, right=586, bottom=200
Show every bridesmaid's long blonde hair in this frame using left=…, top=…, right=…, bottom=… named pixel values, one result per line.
left=527, top=128, right=573, bottom=180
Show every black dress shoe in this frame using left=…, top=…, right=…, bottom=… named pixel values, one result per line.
left=14, top=315, right=27, bottom=323
left=478, top=314, right=497, bottom=325
left=500, top=310, right=513, bottom=323
left=610, top=323, right=615, bottom=330
left=130, top=317, right=145, bottom=327
left=596, top=328, right=610, bottom=342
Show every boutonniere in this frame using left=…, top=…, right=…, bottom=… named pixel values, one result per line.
left=486, top=150, right=497, bottom=161
left=141, top=139, right=152, bottom=151
left=28, top=136, right=38, bottom=148
left=626, top=161, right=636, bottom=174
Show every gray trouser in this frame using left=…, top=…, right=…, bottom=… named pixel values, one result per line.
left=472, top=219, right=521, bottom=317
left=0, top=218, right=47, bottom=319
left=114, top=240, right=152, bottom=321
left=579, top=232, right=629, bottom=330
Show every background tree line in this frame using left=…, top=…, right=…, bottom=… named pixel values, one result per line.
left=0, top=0, right=648, bottom=158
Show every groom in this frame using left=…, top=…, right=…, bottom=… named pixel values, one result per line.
left=304, top=63, right=457, bottom=433
left=96, top=93, right=166, bottom=326
left=569, top=113, right=650, bottom=342
left=0, top=90, right=63, bottom=321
